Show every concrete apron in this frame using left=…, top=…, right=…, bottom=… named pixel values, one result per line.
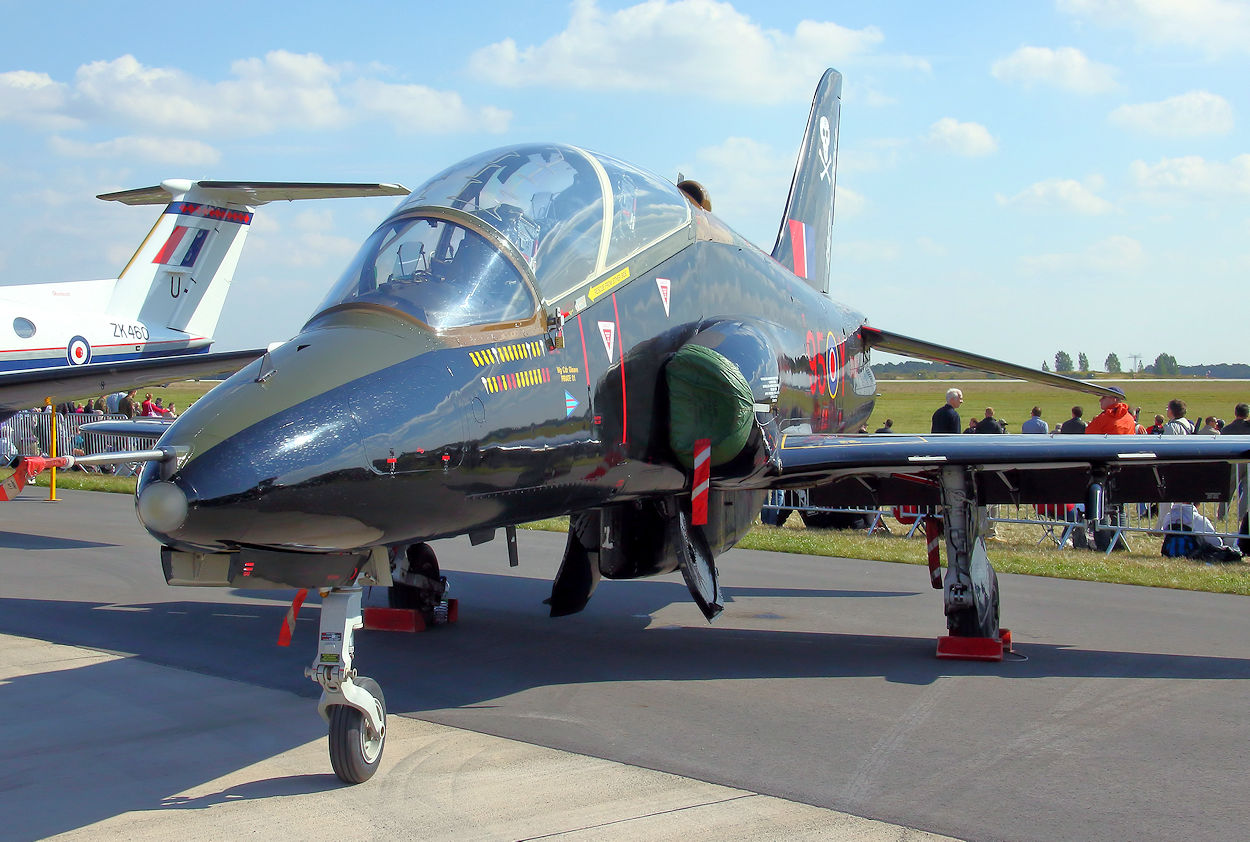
left=1, top=632, right=956, bottom=841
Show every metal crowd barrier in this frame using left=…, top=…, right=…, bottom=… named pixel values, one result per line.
left=0, top=410, right=147, bottom=476
left=762, top=475, right=1250, bottom=556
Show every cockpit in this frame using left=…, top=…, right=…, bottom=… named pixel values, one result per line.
left=310, top=144, right=693, bottom=331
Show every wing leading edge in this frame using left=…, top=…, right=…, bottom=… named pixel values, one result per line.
left=858, top=326, right=1122, bottom=398
left=760, top=433, right=1250, bottom=509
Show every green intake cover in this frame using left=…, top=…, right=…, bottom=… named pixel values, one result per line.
left=666, top=343, right=754, bottom=468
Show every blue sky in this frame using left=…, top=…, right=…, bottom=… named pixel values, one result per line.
left=1, top=0, right=1247, bottom=370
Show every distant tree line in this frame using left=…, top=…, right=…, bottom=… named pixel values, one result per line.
left=876, top=355, right=1250, bottom=379
left=1047, top=350, right=1214, bottom=377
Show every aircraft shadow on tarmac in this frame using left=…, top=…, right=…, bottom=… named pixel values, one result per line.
left=6, top=569, right=1250, bottom=837
left=6, top=570, right=1250, bottom=702
left=0, top=530, right=116, bottom=550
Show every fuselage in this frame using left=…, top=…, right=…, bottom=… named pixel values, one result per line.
left=0, top=280, right=210, bottom=373
left=136, top=144, right=874, bottom=555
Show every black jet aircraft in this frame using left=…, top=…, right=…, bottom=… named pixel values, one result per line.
left=92, top=69, right=1248, bottom=783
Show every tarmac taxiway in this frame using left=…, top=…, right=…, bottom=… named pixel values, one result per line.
left=3, top=489, right=1249, bottom=840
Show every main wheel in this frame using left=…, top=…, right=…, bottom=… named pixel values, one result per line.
left=947, top=569, right=1000, bottom=638
left=328, top=676, right=386, bottom=784
left=387, top=580, right=422, bottom=610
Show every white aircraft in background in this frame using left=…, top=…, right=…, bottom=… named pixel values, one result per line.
left=0, top=179, right=408, bottom=419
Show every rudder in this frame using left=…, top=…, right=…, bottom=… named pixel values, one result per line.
left=771, top=69, right=841, bottom=295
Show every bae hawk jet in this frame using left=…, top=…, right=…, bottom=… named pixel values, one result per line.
left=49, top=70, right=1247, bottom=783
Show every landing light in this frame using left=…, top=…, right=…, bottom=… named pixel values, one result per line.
left=137, top=481, right=189, bottom=534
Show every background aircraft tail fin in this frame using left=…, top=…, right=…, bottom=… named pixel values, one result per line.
left=771, top=69, right=842, bottom=295
left=100, top=180, right=408, bottom=341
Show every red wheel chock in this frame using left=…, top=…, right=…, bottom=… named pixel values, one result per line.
left=363, top=599, right=458, bottom=632
left=936, top=628, right=1012, bottom=661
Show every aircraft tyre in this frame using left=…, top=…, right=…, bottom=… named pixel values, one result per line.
left=388, top=543, right=446, bottom=623
left=328, top=676, right=386, bottom=784
left=947, top=567, right=1000, bottom=638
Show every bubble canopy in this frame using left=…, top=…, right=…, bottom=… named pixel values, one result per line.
left=311, top=144, right=692, bottom=331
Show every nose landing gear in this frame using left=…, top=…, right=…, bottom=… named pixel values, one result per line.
left=308, top=586, right=387, bottom=784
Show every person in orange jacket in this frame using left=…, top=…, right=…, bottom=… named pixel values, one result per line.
left=1085, top=386, right=1136, bottom=550
left=1085, top=387, right=1138, bottom=435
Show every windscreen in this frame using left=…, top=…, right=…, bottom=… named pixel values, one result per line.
left=311, top=215, right=536, bottom=330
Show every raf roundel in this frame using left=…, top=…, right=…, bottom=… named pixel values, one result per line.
left=66, top=335, right=92, bottom=366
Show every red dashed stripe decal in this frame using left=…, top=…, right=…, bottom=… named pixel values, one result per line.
left=165, top=201, right=253, bottom=225
left=692, top=438, right=711, bottom=526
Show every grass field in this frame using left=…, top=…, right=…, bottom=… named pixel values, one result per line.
left=871, top=377, right=1248, bottom=434
left=20, top=376, right=1250, bottom=596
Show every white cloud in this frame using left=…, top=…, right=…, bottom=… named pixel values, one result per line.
left=0, top=51, right=511, bottom=140
left=1019, top=234, right=1145, bottom=275
left=1130, top=154, right=1250, bottom=197
left=991, top=46, right=1118, bottom=93
left=349, top=80, right=510, bottom=134
left=0, top=70, right=78, bottom=129
left=49, top=135, right=221, bottom=165
left=839, top=138, right=905, bottom=174
left=685, top=136, right=793, bottom=238
left=834, top=185, right=866, bottom=220
left=1059, top=0, right=1250, bottom=57
left=468, top=0, right=926, bottom=103
left=996, top=177, right=1114, bottom=214
left=1109, top=91, right=1233, bottom=137
left=926, top=118, right=997, bottom=156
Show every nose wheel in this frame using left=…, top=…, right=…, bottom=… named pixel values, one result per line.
left=328, top=676, right=386, bottom=783
left=309, top=586, right=387, bottom=784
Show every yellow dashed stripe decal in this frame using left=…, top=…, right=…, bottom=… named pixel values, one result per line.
left=469, top=340, right=546, bottom=368
left=480, top=367, right=552, bottom=393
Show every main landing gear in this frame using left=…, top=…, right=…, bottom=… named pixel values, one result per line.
left=388, top=542, right=450, bottom=625
left=935, top=466, right=1003, bottom=660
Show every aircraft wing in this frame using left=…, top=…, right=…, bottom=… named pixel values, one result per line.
left=0, top=348, right=263, bottom=418
left=858, top=326, right=1121, bottom=398
left=758, top=433, right=1250, bottom=508
left=99, top=181, right=409, bottom=206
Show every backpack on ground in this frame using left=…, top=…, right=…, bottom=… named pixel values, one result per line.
left=1160, top=526, right=1198, bottom=558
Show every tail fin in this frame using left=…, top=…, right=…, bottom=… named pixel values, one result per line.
left=99, top=180, right=408, bottom=341
left=771, top=69, right=842, bottom=295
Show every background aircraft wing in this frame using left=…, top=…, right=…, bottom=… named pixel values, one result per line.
left=99, top=181, right=409, bottom=206
left=0, top=348, right=262, bottom=418
left=858, top=326, right=1121, bottom=398
left=756, top=433, right=1250, bottom=508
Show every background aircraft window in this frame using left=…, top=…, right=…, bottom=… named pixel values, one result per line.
left=313, top=216, right=536, bottom=330
left=12, top=318, right=35, bottom=338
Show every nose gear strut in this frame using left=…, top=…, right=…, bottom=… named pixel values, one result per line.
left=307, top=586, right=387, bottom=783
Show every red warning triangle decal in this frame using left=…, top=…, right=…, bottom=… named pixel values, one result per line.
left=598, top=320, right=616, bottom=361
left=656, top=277, right=671, bottom=317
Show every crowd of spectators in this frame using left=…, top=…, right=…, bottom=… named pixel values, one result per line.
left=920, top=389, right=1249, bottom=559
left=1, top=388, right=184, bottom=471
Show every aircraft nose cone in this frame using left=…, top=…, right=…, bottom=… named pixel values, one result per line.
left=136, top=480, right=188, bottom=534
